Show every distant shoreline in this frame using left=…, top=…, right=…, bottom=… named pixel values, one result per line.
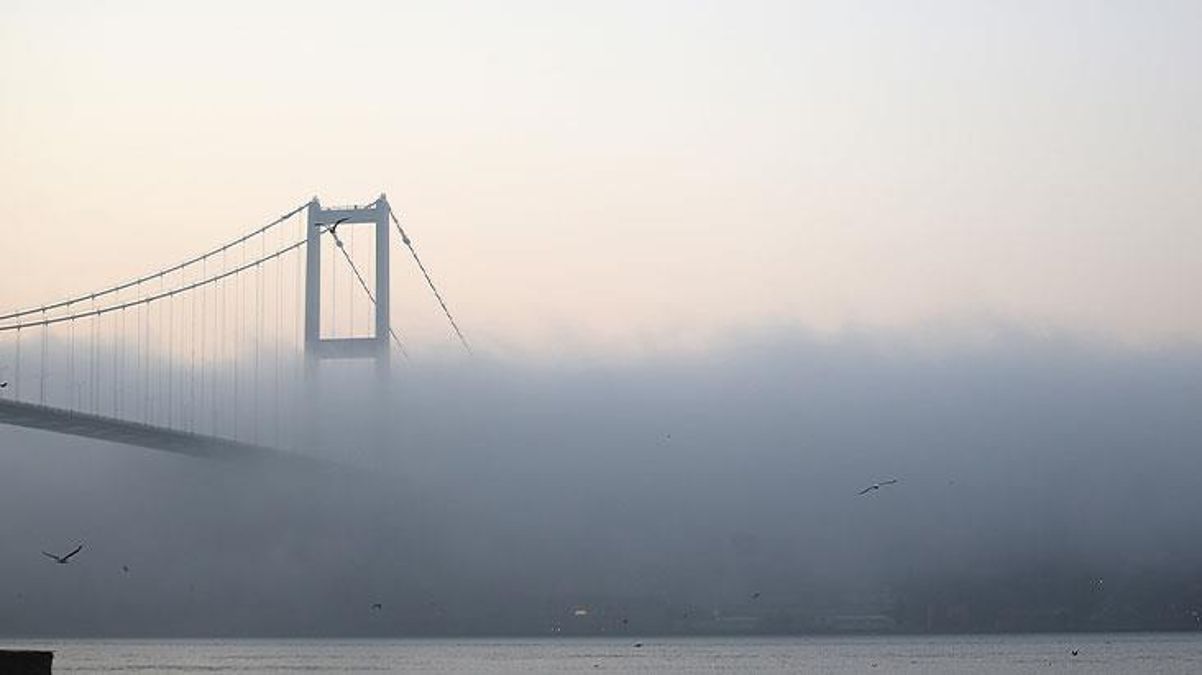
left=5, top=627, right=1201, bottom=641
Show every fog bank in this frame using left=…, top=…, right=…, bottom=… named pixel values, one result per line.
left=2, top=327, right=1201, bottom=636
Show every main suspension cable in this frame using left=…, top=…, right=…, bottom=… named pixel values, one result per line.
left=0, top=201, right=309, bottom=322
left=0, top=238, right=307, bottom=332
left=388, top=210, right=471, bottom=354
left=325, top=227, right=408, bottom=359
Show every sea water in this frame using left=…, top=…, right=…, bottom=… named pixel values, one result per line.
left=5, top=632, right=1201, bottom=673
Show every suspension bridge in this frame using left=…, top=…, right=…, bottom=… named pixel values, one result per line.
left=0, top=194, right=467, bottom=460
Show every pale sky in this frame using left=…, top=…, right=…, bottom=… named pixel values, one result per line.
left=2, top=1, right=1200, bottom=355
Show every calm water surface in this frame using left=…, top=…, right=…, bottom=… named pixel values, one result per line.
left=5, top=633, right=1201, bottom=673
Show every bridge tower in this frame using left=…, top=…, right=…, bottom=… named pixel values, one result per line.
left=304, top=195, right=392, bottom=381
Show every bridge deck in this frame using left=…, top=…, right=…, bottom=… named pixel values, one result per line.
left=0, top=398, right=287, bottom=460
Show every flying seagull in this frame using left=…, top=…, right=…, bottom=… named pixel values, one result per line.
left=317, top=216, right=351, bottom=235
left=371, top=602, right=383, bottom=611
left=42, top=544, right=83, bottom=564
left=0, top=381, right=8, bottom=388
left=858, top=479, right=900, bottom=495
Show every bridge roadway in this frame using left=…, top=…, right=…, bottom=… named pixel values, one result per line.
left=0, top=398, right=287, bottom=460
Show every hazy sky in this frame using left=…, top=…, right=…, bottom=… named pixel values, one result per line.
left=2, top=1, right=1200, bottom=354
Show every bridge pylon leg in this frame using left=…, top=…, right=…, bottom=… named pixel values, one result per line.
left=302, top=195, right=393, bottom=455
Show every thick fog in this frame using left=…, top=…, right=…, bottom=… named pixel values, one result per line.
left=2, top=326, right=1202, bottom=636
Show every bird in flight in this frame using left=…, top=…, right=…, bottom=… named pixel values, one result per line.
left=371, top=602, right=383, bottom=611
left=42, top=544, right=83, bottom=564
left=858, top=479, right=900, bottom=495
left=0, top=381, right=8, bottom=388
left=317, top=216, right=351, bottom=235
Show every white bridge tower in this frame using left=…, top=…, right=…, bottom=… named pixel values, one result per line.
left=303, top=195, right=392, bottom=381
